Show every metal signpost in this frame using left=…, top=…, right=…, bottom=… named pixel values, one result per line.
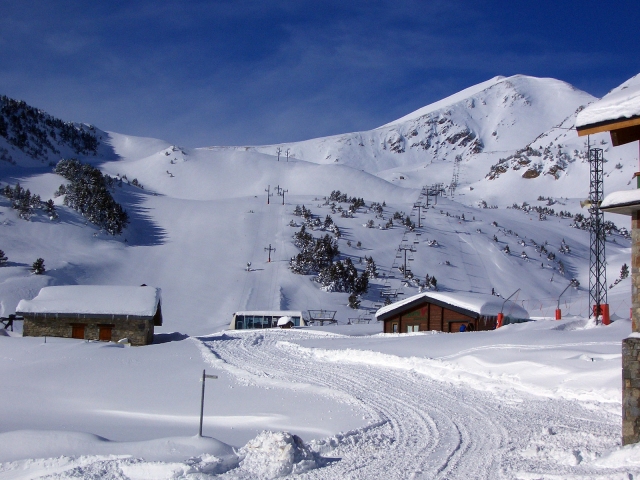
left=199, top=369, right=218, bottom=437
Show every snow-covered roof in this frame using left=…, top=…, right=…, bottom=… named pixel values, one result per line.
left=376, top=291, right=529, bottom=320
left=277, top=316, right=293, bottom=326
left=234, top=311, right=303, bottom=317
left=17, top=285, right=161, bottom=317
left=576, top=73, right=640, bottom=129
left=599, top=189, right=640, bottom=215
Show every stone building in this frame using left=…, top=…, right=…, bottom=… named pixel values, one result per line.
left=576, top=73, right=640, bottom=445
left=375, top=291, right=529, bottom=333
left=17, top=285, right=162, bottom=346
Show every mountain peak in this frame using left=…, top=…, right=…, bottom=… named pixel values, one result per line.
left=380, top=75, right=593, bottom=130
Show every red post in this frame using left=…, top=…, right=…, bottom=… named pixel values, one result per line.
left=496, top=312, right=504, bottom=328
left=555, top=309, right=561, bottom=320
left=593, top=304, right=611, bottom=325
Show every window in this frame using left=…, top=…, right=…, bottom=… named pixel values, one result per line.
left=407, top=325, right=419, bottom=333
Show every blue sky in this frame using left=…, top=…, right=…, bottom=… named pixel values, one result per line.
left=1, top=1, right=639, bottom=147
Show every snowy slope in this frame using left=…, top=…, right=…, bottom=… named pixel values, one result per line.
left=0, top=74, right=637, bottom=334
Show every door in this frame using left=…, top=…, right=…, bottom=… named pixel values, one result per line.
left=71, top=324, right=85, bottom=339
left=392, top=322, right=398, bottom=333
left=98, top=326, right=112, bottom=341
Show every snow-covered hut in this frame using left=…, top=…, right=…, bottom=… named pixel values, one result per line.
left=17, top=285, right=162, bottom=346
left=375, top=291, right=529, bottom=334
left=277, top=316, right=294, bottom=329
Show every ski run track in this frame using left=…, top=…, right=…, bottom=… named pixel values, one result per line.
left=195, top=329, right=635, bottom=480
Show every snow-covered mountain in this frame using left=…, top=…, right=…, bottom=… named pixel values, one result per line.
left=3, top=74, right=640, bottom=478
left=0, top=74, right=637, bottom=335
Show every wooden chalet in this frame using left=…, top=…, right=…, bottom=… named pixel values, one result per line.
left=376, top=291, right=529, bottom=334
left=16, top=285, right=162, bottom=346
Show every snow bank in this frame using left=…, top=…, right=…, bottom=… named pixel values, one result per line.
left=576, top=73, right=640, bottom=128
left=16, top=285, right=161, bottom=317
left=0, top=430, right=236, bottom=464
left=238, top=430, right=318, bottom=478
left=592, top=442, right=640, bottom=468
left=292, top=318, right=628, bottom=407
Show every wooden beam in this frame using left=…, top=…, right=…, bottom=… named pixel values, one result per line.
left=577, top=115, right=640, bottom=137
left=611, top=124, right=640, bottom=146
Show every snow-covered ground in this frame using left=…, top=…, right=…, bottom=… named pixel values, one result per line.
left=1, top=317, right=639, bottom=478
left=1, top=73, right=640, bottom=477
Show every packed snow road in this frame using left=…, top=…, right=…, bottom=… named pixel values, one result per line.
left=198, top=329, right=635, bottom=479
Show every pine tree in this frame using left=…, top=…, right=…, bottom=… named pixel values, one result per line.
left=31, top=258, right=45, bottom=275
left=0, top=249, right=7, bottom=266
left=44, top=199, right=58, bottom=219
left=348, top=293, right=361, bottom=309
left=365, top=256, right=378, bottom=278
left=621, top=263, right=630, bottom=280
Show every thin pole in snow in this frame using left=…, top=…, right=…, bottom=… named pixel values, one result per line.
left=199, top=369, right=218, bottom=437
left=281, top=189, right=288, bottom=205
left=265, top=244, right=276, bottom=262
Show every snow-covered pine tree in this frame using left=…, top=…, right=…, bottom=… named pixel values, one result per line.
left=0, top=249, right=7, bottom=266
left=365, top=256, right=378, bottom=278
left=44, top=199, right=58, bottom=220
left=621, top=263, right=630, bottom=280
left=324, top=215, right=334, bottom=228
left=348, top=293, right=361, bottom=309
left=31, top=258, right=45, bottom=275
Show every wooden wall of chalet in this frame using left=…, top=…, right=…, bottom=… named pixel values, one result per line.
left=382, top=300, right=497, bottom=333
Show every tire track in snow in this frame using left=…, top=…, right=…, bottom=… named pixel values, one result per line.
left=197, top=330, right=637, bottom=479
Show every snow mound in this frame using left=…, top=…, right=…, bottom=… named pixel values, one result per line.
left=592, top=442, right=640, bottom=467
left=238, top=431, right=318, bottom=478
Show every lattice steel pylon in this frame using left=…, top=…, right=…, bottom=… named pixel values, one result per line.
left=588, top=147, right=607, bottom=319
left=449, top=155, right=462, bottom=197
